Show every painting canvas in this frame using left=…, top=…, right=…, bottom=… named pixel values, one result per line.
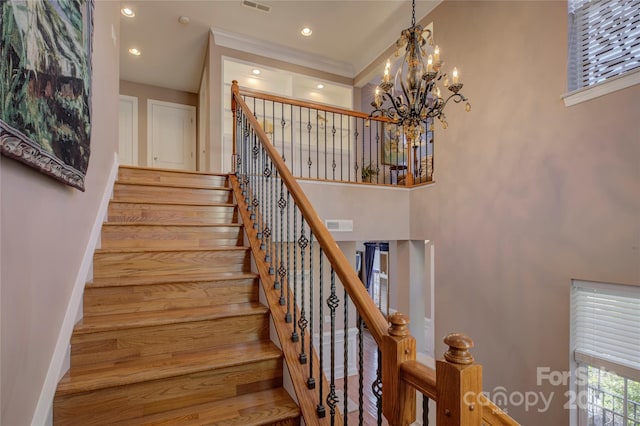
left=0, top=0, right=94, bottom=191
left=381, top=122, right=407, bottom=166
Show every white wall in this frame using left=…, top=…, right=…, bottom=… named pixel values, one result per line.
left=0, top=3, right=120, bottom=424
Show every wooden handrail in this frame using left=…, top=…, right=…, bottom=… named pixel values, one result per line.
left=233, top=81, right=390, bottom=346
left=238, top=85, right=394, bottom=123
left=400, top=360, right=437, bottom=400
left=479, top=395, right=521, bottom=426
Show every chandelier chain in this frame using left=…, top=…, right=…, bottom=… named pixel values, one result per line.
left=411, top=0, right=416, bottom=27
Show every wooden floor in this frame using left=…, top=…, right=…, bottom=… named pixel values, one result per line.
left=335, top=328, right=389, bottom=426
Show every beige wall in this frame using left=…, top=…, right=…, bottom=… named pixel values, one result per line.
left=0, top=2, right=120, bottom=424
left=119, top=80, right=198, bottom=167
left=407, top=1, right=640, bottom=424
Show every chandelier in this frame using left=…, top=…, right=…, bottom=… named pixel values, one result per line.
left=370, top=0, right=470, bottom=144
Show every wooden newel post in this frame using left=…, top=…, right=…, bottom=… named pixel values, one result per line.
left=382, top=312, right=416, bottom=426
left=436, top=333, right=483, bottom=425
left=231, top=80, right=239, bottom=173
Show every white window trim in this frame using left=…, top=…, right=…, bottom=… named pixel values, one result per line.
left=563, top=67, right=640, bottom=107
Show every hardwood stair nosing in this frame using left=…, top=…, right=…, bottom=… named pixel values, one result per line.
left=114, top=181, right=232, bottom=191
left=102, top=222, right=243, bottom=228
left=86, top=272, right=259, bottom=288
left=94, top=246, right=250, bottom=254
left=118, top=165, right=229, bottom=178
left=56, top=341, right=283, bottom=396
left=108, top=199, right=237, bottom=207
left=74, top=303, right=269, bottom=335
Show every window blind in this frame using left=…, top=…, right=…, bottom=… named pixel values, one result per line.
left=568, top=0, right=640, bottom=90
left=571, top=281, right=640, bottom=378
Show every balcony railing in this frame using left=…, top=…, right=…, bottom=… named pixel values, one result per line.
left=237, top=86, right=435, bottom=187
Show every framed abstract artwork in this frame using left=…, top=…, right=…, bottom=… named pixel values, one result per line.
left=0, top=0, right=94, bottom=191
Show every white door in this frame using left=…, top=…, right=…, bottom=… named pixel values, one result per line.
left=118, top=95, right=138, bottom=166
left=147, top=99, right=196, bottom=171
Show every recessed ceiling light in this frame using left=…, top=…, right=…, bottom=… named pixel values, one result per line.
left=301, top=27, right=312, bottom=37
left=121, top=8, right=135, bottom=18
left=252, top=69, right=261, bottom=75
left=128, top=47, right=141, bottom=56
left=316, top=84, right=324, bottom=89
left=178, top=15, right=190, bottom=24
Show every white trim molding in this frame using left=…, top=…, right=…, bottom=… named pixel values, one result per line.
left=31, top=153, right=119, bottom=426
left=212, top=28, right=354, bottom=78
left=563, top=68, right=640, bottom=107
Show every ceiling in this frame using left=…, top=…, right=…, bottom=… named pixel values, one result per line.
left=119, top=0, right=440, bottom=93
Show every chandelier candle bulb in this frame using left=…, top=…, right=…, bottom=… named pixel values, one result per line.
left=383, top=61, right=391, bottom=83
left=427, top=55, right=433, bottom=73
left=374, top=87, right=382, bottom=107
left=452, top=67, right=459, bottom=84
left=434, top=46, right=440, bottom=64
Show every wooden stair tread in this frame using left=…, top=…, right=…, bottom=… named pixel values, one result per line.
left=94, top=246, right=249, bottom=254
left=103, top=222, right=242, bottom=228
left=75, top=302, right=268, bottom=334
left=115, top=181, right=232, bottom=191
left=56, top=341, right=281, bottom=396
left=87, top=271, right=259, bottom=288
left=117, top=180, right=230, bottom=190
left=117, top=387, right=300, bottom=426
left=109, top=200, right=236, bottom=207
left=119, top=165, right=229, bottom=177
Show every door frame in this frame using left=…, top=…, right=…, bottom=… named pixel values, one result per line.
left=119, top=95, right=139, bottom=166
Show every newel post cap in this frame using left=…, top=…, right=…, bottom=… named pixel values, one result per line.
left=388, top=312, right=410, bottom=337
left=443, top=333, right=474, bottom=365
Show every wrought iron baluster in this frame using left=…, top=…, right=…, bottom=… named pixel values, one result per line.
left=277, top=179, right=287, bottom=302
left=307, top=108, right=312, bottom=178
left=374, top=348, right=383, bottom=426
left=423, top=394, right=430, bottom=426
left=354, top=119, right=359, bottom=184
left=285, top=191, right=292, bottom=323
left=299, top=106, right=303, bottom=178
left=331, top=112, right=337, bottom=181
left=358, top=314, right=364, bottom=426
left=307, top=232, right=316, bottom=389
left=342, top=115, right=346, bottom=182
left=263, top=156, right=273, bottom=269
left=327, top=267, right=339, bottom=425
left=251, top=132, right=259, bottom=225
left=281, top=103, right=286, bottom=163
left=324, top=111, right=328, bottom=180
left=297, top=214, right=309, bottom=362
left=291, top=205, right=299, bottom=343
left=343, top=287, right=349, bottom=425
left=316, top=110, right=320, bottom=179
left=317, top=248, right=326, bottom=418
left=375, top=122, right=380, bottom=184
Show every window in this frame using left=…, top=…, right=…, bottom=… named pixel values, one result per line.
left=568, top=0, right=640, bottom=91
left=571, top=280, right=640, bottom=426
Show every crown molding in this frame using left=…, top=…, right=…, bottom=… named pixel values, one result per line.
left=212, top=28, right=354, bottom=78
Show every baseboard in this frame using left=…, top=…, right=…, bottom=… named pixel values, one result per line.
left=31, top=153, right=119, bottom=426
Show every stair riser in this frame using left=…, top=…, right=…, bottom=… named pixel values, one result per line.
left=113, top=184, right=233, bottom=204
left=71, top=315, right=269, bottom=367
left=101, top=225, right=243, bottom=249
left=53, top=358, right=283, bottom=426
left=108, top=203, right=238, bottom=224
left=93, top=250, right=251, bottom=279
left=83, top=278, right=259, bottom=315
left=118, top=168, right=228, bottom=188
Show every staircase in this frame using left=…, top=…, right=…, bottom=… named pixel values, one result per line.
left=53, top=166, right=301, bottom=426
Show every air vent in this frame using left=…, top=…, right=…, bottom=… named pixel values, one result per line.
left=325, top=220, right=353, bottom=232
left=242, top=0, right=271, bottom=13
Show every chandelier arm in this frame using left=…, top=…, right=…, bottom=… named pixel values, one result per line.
left=382, top=92, right=404, bottom=120
left=425, top=93, right=467, bottom=119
